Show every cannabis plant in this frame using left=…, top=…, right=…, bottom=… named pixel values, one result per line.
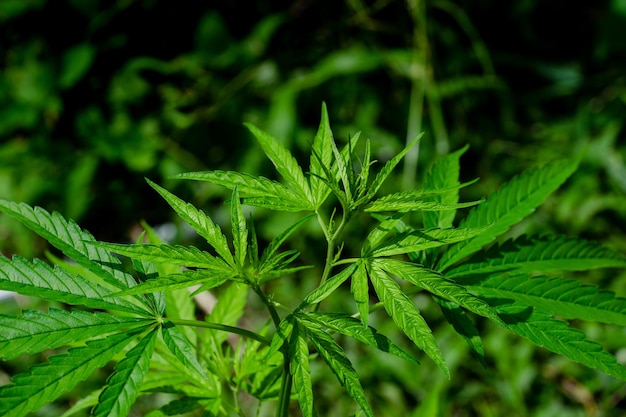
left=1, top=104, right=625, bottom=417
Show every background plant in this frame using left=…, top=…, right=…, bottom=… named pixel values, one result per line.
left=1, top=105, right=626, bottom=416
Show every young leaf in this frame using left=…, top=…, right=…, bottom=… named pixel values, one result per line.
left=370, top=227, right=486, bottom=258
left=365, top=193, right=481, bottom=213
left=466, top=274, right=626, bottom=326
left=351, top=261, right=370, bottom=326
left=497, top=304, right=626, bottom=381
left=259, top=213, right=315, bottom=270
left=265, top=315, right=295, bottom=361
left=363, top=134, right=423, bottom=201
left=309, top=102, right=334, bottom=208
left=146, top=179, right=234, bottom=266
left=301, top=312, right=419, bottom=364
left=0, top=202, right=137, bottom=292
left=0, top=255, right=147, bottom=315
left=244, top=122, right=314, bottom=204
left=0, top=309, right=150, bottom=360
left=230, top=187, right=248, bottom=268
left=0, top=328, right=146, bottom=417
left=423, top=145, right=469, bottom=229
left=98, top=243, right=233, bottom=272
left=206, top=282, right=249, bottom=345
left=299, top=263, right=358, bottom=308
left=289, top=323, right=314, bottom=417
left=109, top=270, right=231, bottom=297
left=446, top=235, right=626, bottom=278
left=438, top=158, right=579, bottom=271
left=306, top=324, right=374, bottom=417
left=92, top=327, right=157, bottom=417
left=173, top=170, right=312, bottom=211
left=368, top=265, right=449, bottom=378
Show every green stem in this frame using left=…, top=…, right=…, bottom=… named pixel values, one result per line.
left=167, top=318, right=271, bottom=346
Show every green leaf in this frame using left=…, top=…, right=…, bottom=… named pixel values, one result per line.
left=365, top=194, right=481, bottom=213
left=302, top=312, right=419, bottom=364
left=306, top=325, right=374, bottom=417
left=109, top=270, right=231, bottom=297
left=299, top=263, right=358, bottom=308
left=289, top=323, right=314, bottom=417
left=0, top=309, right=150, bottom=360
left=467, top=274, right=626, bottom=326
left=363, top=213, right=405, bottom=255
left=351, top=261, right=370, bottom=326
left=446, top=235, right=626, bottom=278
left=368, top=265, right=449, bottom=377
left=438, top=158, right=579, bottom=271
left=98, top=243, right=233, bottom=271
left=206, top=283, right=249, bottom=345
left=160, top=322, right=207, bottom=381
left=435, top=297, right=485, bottom=367
left=230, top=187, right=248, bottom=268
left=364, top=134, right=423, bottom=201
left=173, top=170, right=311, bottom=211
left=244, top=122, right=314, bottom=204
left=0, top=255, right=146, bottom=315
left=93, top=328, right=157, bottom=417
left=309, top=102, right=334, bottom=208
left=0, top=328, right=145, bottom=417
left=423, top=145, right=469, bottom=229
left=376, top=259, right=502, bottom=324
left=259, top=214, right=315, bottom=272
left=265, top=315, right=295, bottom=361
left=146, top=179, right=234, bottom=266
left=497, top=304, right=626, bottom=381
left=370, top=227, right=486, bottom=258
left=0, top=201, right=136, bottom=290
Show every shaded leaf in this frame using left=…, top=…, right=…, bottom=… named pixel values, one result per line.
left=371, top=227, right=486, bottom=257
left=161, top=322, right=207, bottom=381
left=299, top=263, right=358, bottom=308
left=110, top=270, right=231, bottom=297
left=497, top=304, right=626, bottom=381
left=351, top=261, right=370, bottom=326
left=467, top=274, right=626, bottom=326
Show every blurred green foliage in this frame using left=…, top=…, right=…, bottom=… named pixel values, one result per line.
left=1, top=0, right=626, bottom=415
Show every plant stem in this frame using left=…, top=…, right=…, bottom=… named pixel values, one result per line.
left=167, top=318, right=271, bottom=346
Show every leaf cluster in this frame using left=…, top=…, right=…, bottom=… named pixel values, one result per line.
left=1, top=104, right=626, bottom=417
